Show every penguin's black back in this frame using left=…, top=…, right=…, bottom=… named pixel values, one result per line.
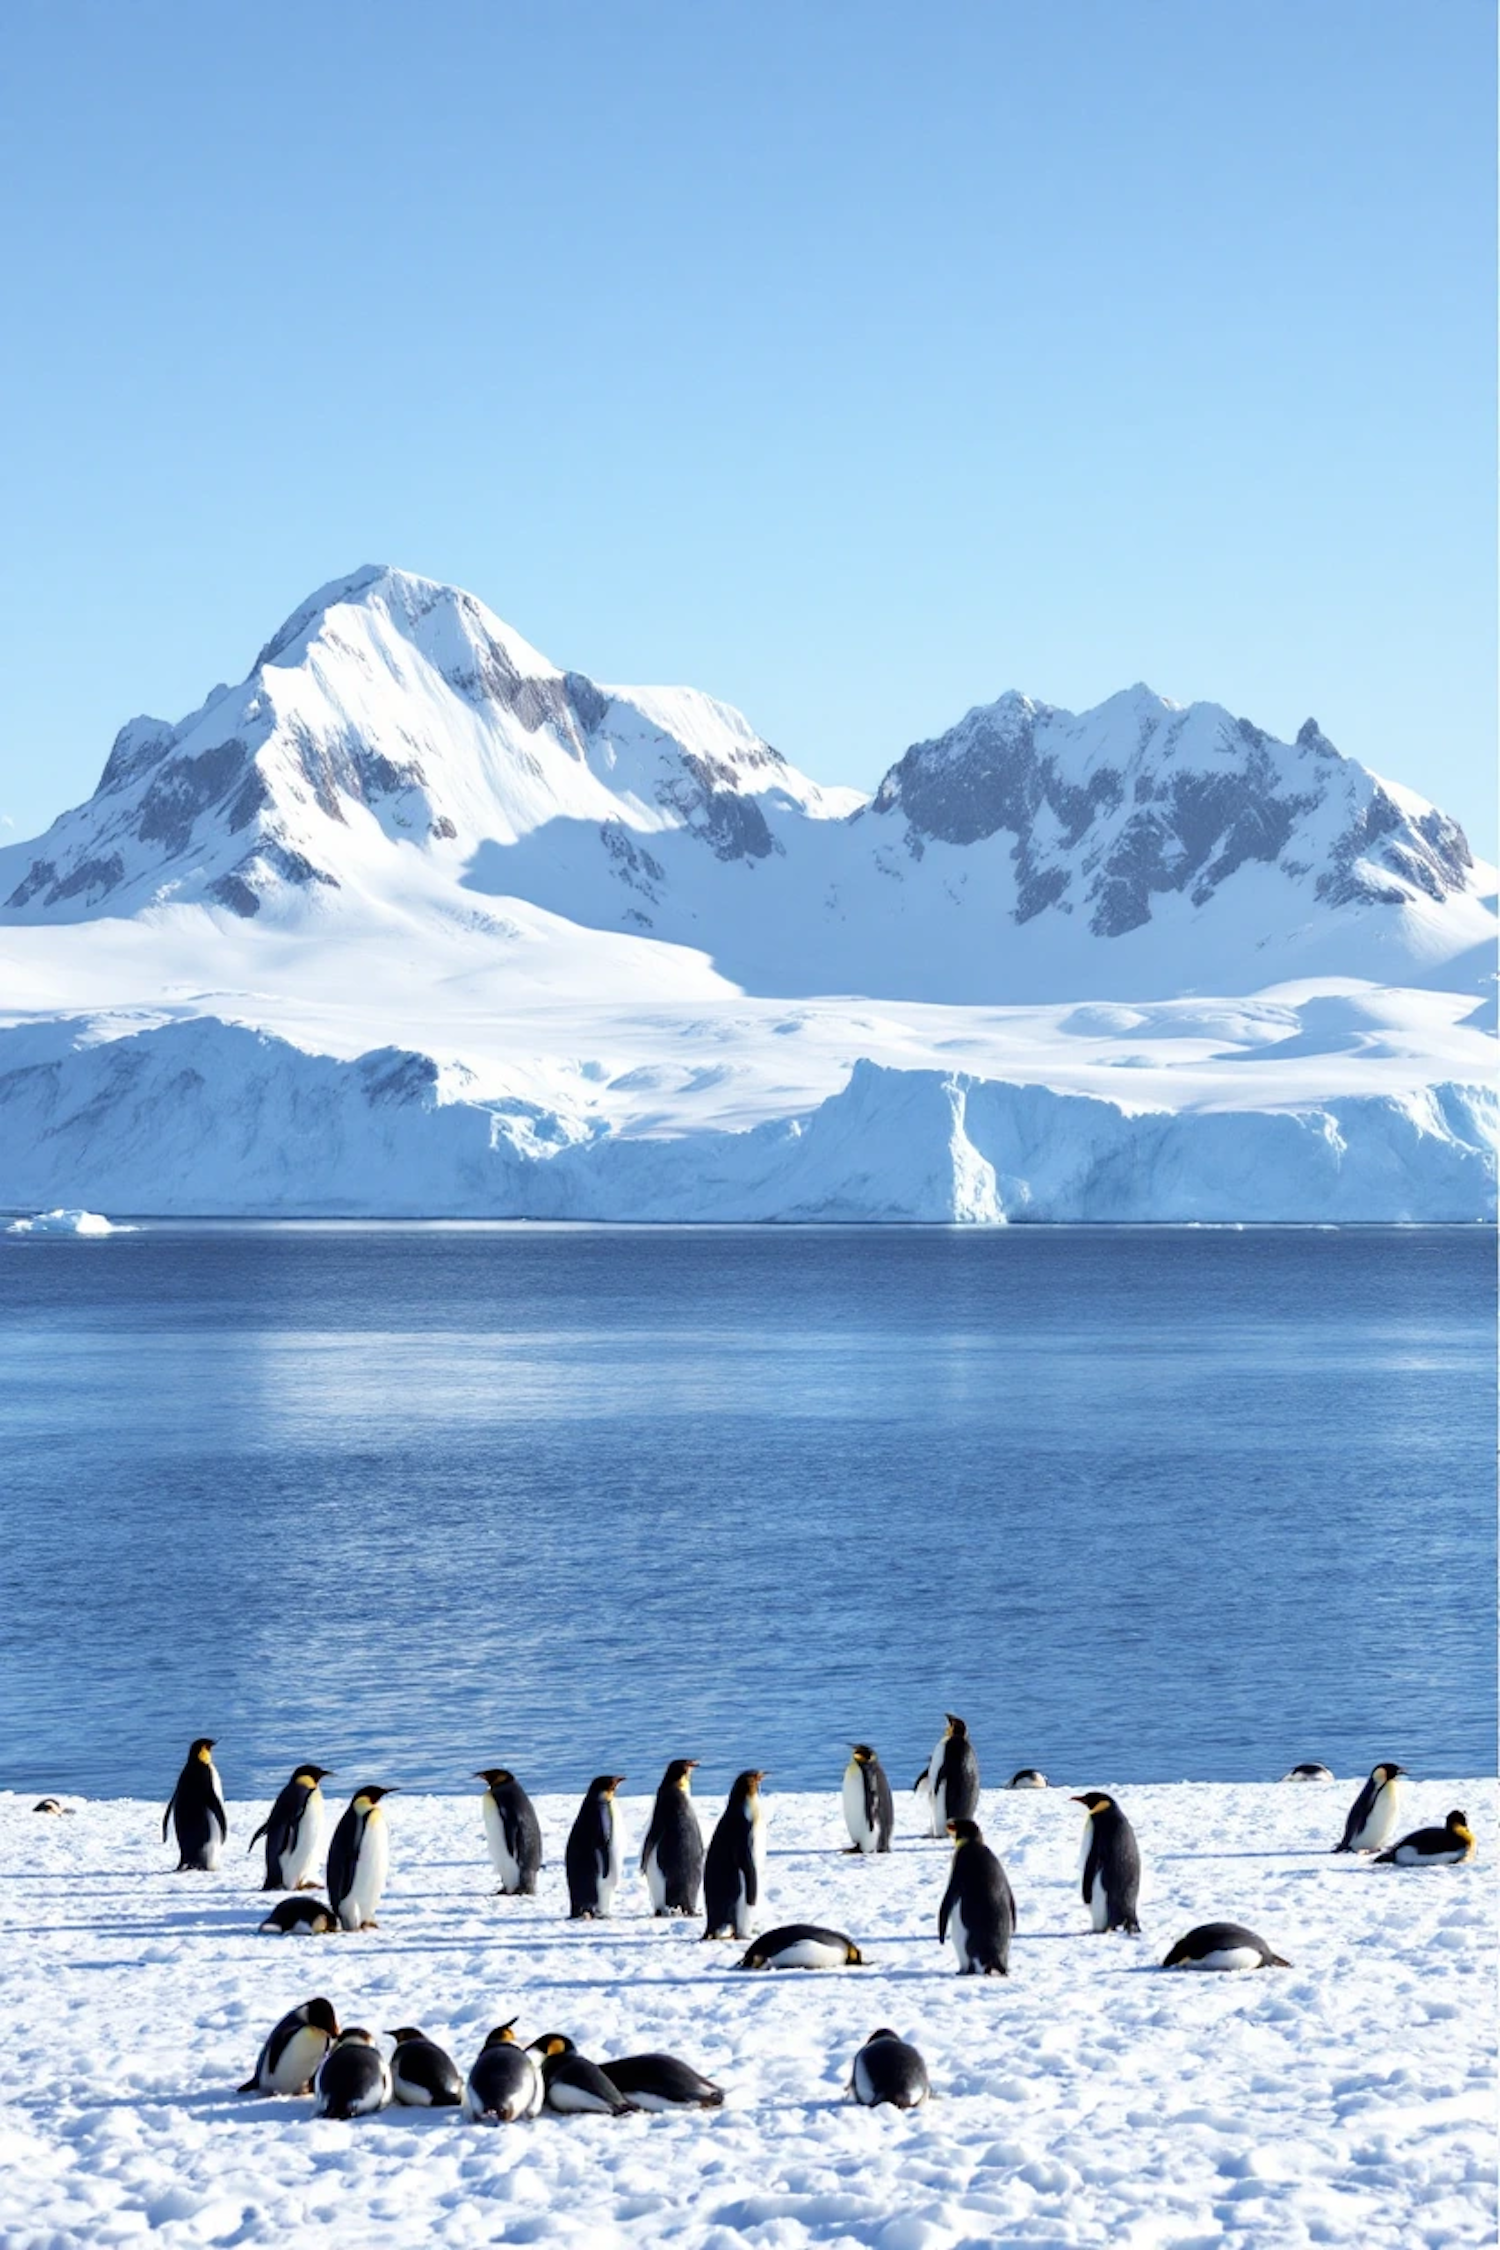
left=391, top=2035, right=462, bottom=2106
left=853, top=2030, right=930, bottom=2108
left=255, top=1773, right=314, bottom=1890
left=939, top=1838, right=1015, bottom=1972
left=863, top=1757, right=895, bottom=1850
left=564, top=1784, right=614, bottom=1916
left=495, top=1778, right=544, bottom=1888
left=935, top=1734, right=980, bottom=1824
left=599, top=2052, right=723, bottom=2107
left=703, top=1792, right=758, bottom=1931
left=326, top=1801, right=362, bottom=1912
left=1083, top=1801, right=1141, bottom=1930
left=643, top=1779, right=704, bottom=1913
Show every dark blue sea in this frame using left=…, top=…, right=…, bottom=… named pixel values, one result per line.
left=0, top=1225, right=1493, bottom=1800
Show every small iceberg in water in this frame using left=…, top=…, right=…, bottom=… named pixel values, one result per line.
left=5, top=1208, right=132, bottom=1236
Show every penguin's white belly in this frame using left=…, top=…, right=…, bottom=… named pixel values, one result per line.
left=598, top=1833, right=622, bottom=1915
left=343, top=1818, right=389, bottom=1925
left=766, top=1937, right=849, bottom=1969
left=948, top=1900, right=970, bottom=1968
left=548, top=2078, right=618, bottom=2114
left=644, top=1845, right=667, bottom=1911
left=1355, top=1782, right=1404, bottom=1851
left=1392, top=1840, right=1465, bottom=1866
left=842, top=1767, right=872, bottom=1851
left=482, top=1798, right=520, bottom=1888
left=1180, top=1944, right=1264, bottom=1972
left=928, top=1754, right=947, bottom=1837
left=281, top=1802, right=323, bottom=1890
left=270, top=2025, right=328, bottom=2094
left=852, top=2049, right=877, bottom=2101
left=1087, top=1867, right=1109, bottom=1931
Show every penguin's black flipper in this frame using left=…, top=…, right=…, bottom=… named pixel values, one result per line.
left=209, top=1785, right=229, bottom=1844
left=936, top=1869, right=956, bottom=1944
left=736, top=1819, right=759, bottom=1907
left=248, top=1816, right=270, bottom=1852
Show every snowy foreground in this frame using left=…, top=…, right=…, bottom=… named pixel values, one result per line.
left=0, top=1781, right=1493, bottom=2247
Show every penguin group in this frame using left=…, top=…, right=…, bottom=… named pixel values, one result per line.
left=157, top=1721, right=1475, bottom=2127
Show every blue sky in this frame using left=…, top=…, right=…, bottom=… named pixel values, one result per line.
left=0, top=2, right=1493, bottom=843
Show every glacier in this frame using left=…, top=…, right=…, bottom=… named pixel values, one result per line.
left=0, top=1016, right=1491, bottom=1223
left=0, top=563, right=1492, bottom=1222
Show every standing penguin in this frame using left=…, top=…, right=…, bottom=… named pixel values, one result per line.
left=1073, top=1791, right=1142, bottom=1933
left=162, top=1738, right=227, bottom=1872
left=248, top=1764, right=332, bottom=1892
left=703, top=1769, right=767, bottom=1940
left=1334, top=1762, right=1407, bottom=1854
left=565, top=1774, right=625, bottom=1919
left=313, top=2028, right=391, bottom=2119
left=475, top=1768, right=543, bottom=1896
left=842, top=1745, right=894, bottom=1855
left=327, top=1785, right=396, bottom=1930
left=937, top=1817, right=1016, bottom=1974
left=641, top=1759, right=704, bottom=1916
left=926, top=1716, right=979, bottom=1838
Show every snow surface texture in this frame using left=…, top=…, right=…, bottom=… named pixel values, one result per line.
left=0, top=1782, right=1491, bottom=2247
left=0, top=564, right=1493, bottom=1219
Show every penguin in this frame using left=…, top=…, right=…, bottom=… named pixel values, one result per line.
left=599, top=2052, right=725, bottom=2110
left=1374, top=1809, right=1476, bottom=1867
left=248, top=1765, right=332, bottom=1892
left=565, top=1774, right=625, bottom=1919
left=237, top=1997, right=340, bottom=2095
left=529, top=2035, right=637, bottom=2114
left=703, top=1770, right=767, bottom=1939
left=937, top=1817, right=1015, bottom=1975
left=327, top=1785, right=396, bottom=1930
left=32, top=1797, right=72, bottom=1815
left=1334, top=1763, right=1407, bottom=1853
left=736, top=1923, right=866, bottom=1970
left=849, top=2028, right=930, bottom=2108
left=1073, top=1791, right=1142, bottom=1933
left=313, top=2028, right=391, bottom=2119
left=842, top=1745, right=894, bottom=1855
left=1281, top=1762, right=1335, bottom=1783
left=1163, top=1922, right=1290, bottom=1971
left=1008, top=1769, right=1048, bottom=1790
left=162, top=1738, right=227, bottom=1872
left=926, top=1716, right=979, bottom=1838
left=388, top=2027, right=463, bottom=2106
left=641, top=1759, right=705, bottom=1915
left=257, top=1895, right=336, bottom=1935
left=463, top=2022, right=544, bottom=2123
left=475, top=1767, right=543, bottom=1896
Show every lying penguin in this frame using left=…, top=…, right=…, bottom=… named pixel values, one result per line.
left=1374, top=1809, right=1475, bottom=1867
left=313, top=2028, right=391, bottom=2119
left=1163, top=1922, right=1290, bottom=1971
left=257, top=1896, right=337, bottom=1936
left=462, top=2023, right=544, bottom=2123
left=736, top=1923, right=866, bottom=1970
left=238, top=1998, right=340, bottom=2095
left=849, top=2028, right=930, bottom=2108
left=598, top=2052, right=724, bottom=2110
left=388, top=2026, right=463, bottom=2106
left=529, top=2034, right=636, bottom=2114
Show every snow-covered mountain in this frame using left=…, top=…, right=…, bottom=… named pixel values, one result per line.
left=0, top=565, right=1492, bottom=1220
left=0, top=564, right=1491, bottom=1003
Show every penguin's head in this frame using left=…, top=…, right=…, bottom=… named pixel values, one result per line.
left=867, top=2027, right=901, bottom=2043
left=1372, top=1763, right=1406, bottom=1785
left=1447, top=1810, right=1473, bottom=1840
left=528, top=2033, right=575, bottom=2057
left=296, top=1765, right=333, bottom=1786
left=479, top=2019, right=521, bottom=2052
left=353, top=1785, right=396, bottom=1813
left=1072, top=1791, right=1114, bottom=1816
left=850, top=1744, right=876, bottom=1766
left=386, top=2027, right=425, bottom=2045
left=947, top=1817, right=983, bottom=1848
left=587, top=1773, right=625, bottom=1800
left=664, top=1759, right=698, bottom=1790
left=845, top=1941, right=867, bottom=1965
left=333, top=2028, right=375, bottom=2048
left=190, top=1738, right=216, bottom=1762
left=944, top=1714, right=967, bottom=1739
left=303, top=1998, right=340, bottom=2037
left=475, top=1768, right=515, bottom=1788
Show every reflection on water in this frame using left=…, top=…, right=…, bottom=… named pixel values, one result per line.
left=0, top=1225, right=1493, bottom=1796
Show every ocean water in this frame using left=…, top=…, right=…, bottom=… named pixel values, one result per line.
left=0, top=1224, right=1493, bottom=1801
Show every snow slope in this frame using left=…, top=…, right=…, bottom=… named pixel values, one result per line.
left=0, top=565, right=1492, bottom=1218
left=0, top=1781, right=1492, bottom=2247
